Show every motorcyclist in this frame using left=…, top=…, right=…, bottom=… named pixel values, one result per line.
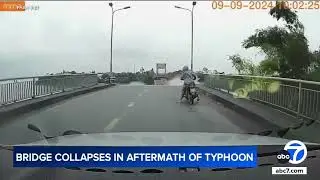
left=180, top=65, right=199, bottom=102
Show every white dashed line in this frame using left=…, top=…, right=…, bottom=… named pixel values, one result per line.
left=128, top=102, right=135, bottom=107
left=104, top=101, right=136, bottom=132
left=104, top=118, right=120, bottom=131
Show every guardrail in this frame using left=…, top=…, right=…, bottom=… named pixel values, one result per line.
left=0, top=74, right=99, bottom=106
left=204, top=74, right=320, bottom=122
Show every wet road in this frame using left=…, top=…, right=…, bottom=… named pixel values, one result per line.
left=0, top=80, right=274, bottom=145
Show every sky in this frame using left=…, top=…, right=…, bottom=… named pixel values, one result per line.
left=0, top=1, right=319, bottom=78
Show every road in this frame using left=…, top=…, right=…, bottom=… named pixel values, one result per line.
left=0, top=79, right=275, bottom=145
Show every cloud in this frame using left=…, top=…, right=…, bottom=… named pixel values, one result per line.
left=0, top=1, right=319, bottom=78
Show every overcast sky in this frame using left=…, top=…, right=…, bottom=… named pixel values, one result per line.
left=0, top=1, right=319, bottom=78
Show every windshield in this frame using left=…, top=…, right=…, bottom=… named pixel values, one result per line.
left=0, top=0, right=319, bottom=179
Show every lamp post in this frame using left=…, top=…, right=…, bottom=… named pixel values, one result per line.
left=109, top=3, right=130, bottom=73
left=174, top=1, right=196, bottom=71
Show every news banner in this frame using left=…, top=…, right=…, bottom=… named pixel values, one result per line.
left=13, top=146, right=257, bottom=168
left=12, top=141, right=309, bottom=175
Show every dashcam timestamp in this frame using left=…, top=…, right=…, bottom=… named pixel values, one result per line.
left=0, top=1, right=39, bottom=12
left=212, top=1, right=320, bottom=10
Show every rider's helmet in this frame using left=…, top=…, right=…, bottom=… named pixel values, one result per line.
left=182, top=66, right=189, bottom=72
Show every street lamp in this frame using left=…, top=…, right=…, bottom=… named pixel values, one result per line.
left=174, top=1, right=196, bottom=71
left=109, top=2, right=130, bottom=73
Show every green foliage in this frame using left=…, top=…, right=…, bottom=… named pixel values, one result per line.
left=269, top=1, right=304, bottom=33
left=281, top=34, right=311, bottom=78
left=228, top=54, right=281, bottom=76
left=228, top=54, right=259, bottom=75
left=99, top=68, right=157, bottom=84
left=228, top=54, right=246, bottom=74
left=196, top=72, right=205, bottom=82
left=309, top=49, right=320, bottom=71
left=240, top=1, right=313, bottom=79
left=243, top=26, right=289, bottom=50
left=167, top=70, right=182, bottom=79
left=242, top=26, right=311, bottom=78
left=203, top=67, right=209, bottom=74
left=143, top=75, right=154, bottom=85
left=115, top=72, right=139, bottom=83
left=259, top=59, right=279, bottom=76
left=307, top=48, right=320, bottom=81
left=100, top=71, right=151, bottom=84
left=308, top=70, right=320, bottom=82
left=101, top=73, right=110, bottom=80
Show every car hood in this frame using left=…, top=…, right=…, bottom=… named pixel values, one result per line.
left=9, top=132, right=319, bottom=146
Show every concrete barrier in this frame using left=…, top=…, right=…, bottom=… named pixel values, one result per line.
left=199, top=85, right=320, bottom=143
left=0, top=84, right=115, bottom=121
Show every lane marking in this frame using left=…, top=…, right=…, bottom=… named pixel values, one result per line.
left=104, top=118, right=120, bottom=131
left=128, top=102, right=135, bottom=107
left=104, top=93, right=140, bottom=132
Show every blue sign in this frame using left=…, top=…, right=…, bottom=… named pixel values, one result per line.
left=13, top=146, right=257, bottom=168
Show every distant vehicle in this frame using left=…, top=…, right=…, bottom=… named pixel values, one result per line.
left=109, top=76, right=116, bottom=84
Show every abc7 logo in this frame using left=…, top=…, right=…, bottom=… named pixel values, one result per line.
left=277, top=140, right=308, bottom=164
left=277, top=150, right=291, bottom=164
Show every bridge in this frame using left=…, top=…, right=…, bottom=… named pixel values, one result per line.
left=0, top=73, right=319, bottom=145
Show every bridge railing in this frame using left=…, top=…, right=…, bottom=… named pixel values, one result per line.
left=0, top=74, right=99, bottom=106
left=204, top=74, right=320, bottom=122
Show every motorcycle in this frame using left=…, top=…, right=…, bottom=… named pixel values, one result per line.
left=183, top=83, right=198, bottom=105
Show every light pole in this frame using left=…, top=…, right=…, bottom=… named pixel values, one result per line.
left=109, top=3, right=130, bottom=73
left=174, top=1, right=196, bottom=71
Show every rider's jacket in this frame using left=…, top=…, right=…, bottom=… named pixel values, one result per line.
left=180, top=70, right=196, bottom=85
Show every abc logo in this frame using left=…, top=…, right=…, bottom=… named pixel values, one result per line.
left=277, top=150, right=290, bottom=164
left=277, top=140, right=307, bottom=164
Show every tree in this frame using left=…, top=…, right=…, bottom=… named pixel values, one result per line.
left=242, top=1, right=311, bottom=79
left=307, top=48, right=320, bottom=81
left=228, top=54, right=258, bottom=75
left=203, top=67, right=209, bottom=74
left=259, top=59, right=279, bottom=76
left=143, top=69, right=154, bottom=85
left=309, top=48, right=320, bottom=72
left=140, top=67, right=145, bottom=74
left=269, top=1, right=304, bottom=33
left=101, top=73, right=110, bottom=80
left=228, top=54, right=245, bottom=74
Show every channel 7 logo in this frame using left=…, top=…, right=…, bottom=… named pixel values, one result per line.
left=277, top=140, right=308, bottom=164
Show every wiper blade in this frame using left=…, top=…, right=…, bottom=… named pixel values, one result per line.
left=0, top=144, right=13, bottom=151
left=27, top=123, right=85, bottom=140
left=0, top=124, right=86, bottom=151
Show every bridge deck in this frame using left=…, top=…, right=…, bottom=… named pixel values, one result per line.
left=0, top=83, right=278, bottom=145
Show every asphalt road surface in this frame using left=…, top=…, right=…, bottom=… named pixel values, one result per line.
left=0, top=80, right=276, bottom=145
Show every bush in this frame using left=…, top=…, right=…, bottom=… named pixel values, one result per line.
left=143, top=75, right=154, bottom=85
